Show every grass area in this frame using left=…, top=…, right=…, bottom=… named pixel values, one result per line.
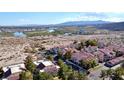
left=0, top=32, right=13, bottom=37
left=0, top=30, right=65, bottom=37
left=24, top=31, right=50, bottom=37
left=24, top=30, right=65, bottom=37
left=88, top=64, right=103, bottom=72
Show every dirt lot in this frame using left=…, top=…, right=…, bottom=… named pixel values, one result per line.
left=0, top=37, right=29, bottom=67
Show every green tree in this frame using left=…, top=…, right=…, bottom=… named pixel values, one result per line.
left=100, top=69, right=113, bottom=80
left=57, top=59, right=64, bottom=66
left=57, top=49, right=63, bottom=59
left=58, top=65, right=69, bottom=80
left=91, top=60, right=98, bottom=68
left=78, top=72, right=87, bottom=80
left=85, top=39, right=98, bottom=47
left=80, top=59, right=97, bottom=70
left=19, top=70, right=33, bottom=80
left=64, top=51, right=72, bottom=60
left=68, top=71, right=78, bottom=80
left=100, top=70, right=107, bottom=80
left=0, top=67, right=4, bottom=78
left=24, top=56, right=36, bottom=73
left=76, top=43, right=83, bottom=51
left=106, top=69, right=113, bottom=79
left=100, top=68, right=124, bottom=80
left=33, top=69, right=54, bottom=80
left=113, top=67, right=124, bottom=80
left=33, top=69, right=40, bottom=80
left=38, top=72, right=53, bottom=80
left=80, top=60, right=88, bottom=69
left=47, top=55, right=54, bottom=61
left=57, top=59, right=88, bottom=80
left=58, top=62, right=72, bottom=80
left=68, top=71, right=87, bottom=80
left=76, top=40, right=86, bottom=51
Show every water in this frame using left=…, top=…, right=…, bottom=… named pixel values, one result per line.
left=13, top=32, right=26, bottom=37
left=48, top=29, right=55, bottom=32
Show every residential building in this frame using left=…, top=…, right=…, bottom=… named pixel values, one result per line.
left=2, top=63, right=25, bottom=80
left=105, top=56, right=124, bottom=67
left=34, top=60, right=60, bottom=74
left=71, top=51, right=98, bottom=64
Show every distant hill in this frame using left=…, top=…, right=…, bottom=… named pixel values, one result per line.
left=1, top=21, right=124, bottom=32
left=57, top=20, right=110, bottom=26
left=95, top=22, right=124, bottom=31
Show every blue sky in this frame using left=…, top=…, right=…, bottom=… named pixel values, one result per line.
left=0, top=12, right=124, bottom=25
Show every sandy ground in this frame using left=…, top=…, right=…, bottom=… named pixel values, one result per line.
left=0, top=37, right=29, bottom=67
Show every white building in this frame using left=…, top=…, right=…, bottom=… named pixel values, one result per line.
left=34, top=60, right=60, bottom=74
left=2, top=63, right=25, bottom=80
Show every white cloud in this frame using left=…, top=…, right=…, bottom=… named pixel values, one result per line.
left=19, top=18, right=30, bottom=22
left=61, top=13, right=124, bottom=22
left=62, top=15, right=103, bottom=22
left=104, top=17, right=123, bottom=22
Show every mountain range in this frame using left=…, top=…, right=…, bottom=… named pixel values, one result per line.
left=96, top=22, right=124, bottom=31
left=56, top=20, right=124, bottom=31
left=1, top=20, right=124, bottom=31
left=57, top=20, right=110, bottom=26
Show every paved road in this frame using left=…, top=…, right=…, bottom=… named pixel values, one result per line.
left=65, top=60, right=87, bottom=73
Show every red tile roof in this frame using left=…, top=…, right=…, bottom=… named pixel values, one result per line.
left=108, top=56, right=124, bottom=65
left=94, top=51, right=104, bottom=62
left=71, top=51, right=96, bottom=63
